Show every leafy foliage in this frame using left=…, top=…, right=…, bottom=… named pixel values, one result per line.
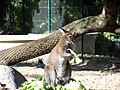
left=116, top=14, right=120, bottom=25
left=59, top=0, right=81, bottom=26
left=19, top=76, right=86, bottom=90
left=0, top=0, right=40, bottom=34
left=103, top=32, right=120, bottom=40
left=95, top=32, right=120, bottom=56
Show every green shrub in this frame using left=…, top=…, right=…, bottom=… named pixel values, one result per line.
left=95, top=32, right=119, bottom=55
left=19, top=76, right=86, bottom=90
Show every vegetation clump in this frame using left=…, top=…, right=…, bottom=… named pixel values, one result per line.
left=19, top=76, right=86, bottom=90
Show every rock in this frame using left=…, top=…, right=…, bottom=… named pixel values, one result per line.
left=0, top=65, right=27, bottom=89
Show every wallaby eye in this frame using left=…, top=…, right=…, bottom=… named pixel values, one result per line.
left=68, top=35, right=72, bottom=38
left=68, top=35, right=74, bottom=41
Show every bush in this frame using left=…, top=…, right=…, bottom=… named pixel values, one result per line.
left=19, top=76, right=86, bottom=90
left=95, top=32, right=120, bottom=55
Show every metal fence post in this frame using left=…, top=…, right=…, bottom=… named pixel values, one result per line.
left=48, top=0, right=51, bottom=33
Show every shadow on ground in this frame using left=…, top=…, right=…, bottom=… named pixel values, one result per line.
left=13, top=59, right=45, bottom=69
left=72, top=57, right=120, bottom=72
left=13, top=57, right=120, bottom=72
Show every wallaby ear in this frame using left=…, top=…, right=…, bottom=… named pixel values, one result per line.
left=59, top=27, right=68, bottom=35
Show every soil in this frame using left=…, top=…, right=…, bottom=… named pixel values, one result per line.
left=11, top=56, right=120, bottom=90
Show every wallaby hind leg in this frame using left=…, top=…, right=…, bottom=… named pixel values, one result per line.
left=44, top=65, right=56, bottom=87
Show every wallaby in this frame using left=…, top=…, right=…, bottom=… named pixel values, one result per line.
left=44, top=27, right=75, bottom=87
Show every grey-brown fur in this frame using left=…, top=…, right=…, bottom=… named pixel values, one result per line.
left=44, top=28, right=75, bottom=86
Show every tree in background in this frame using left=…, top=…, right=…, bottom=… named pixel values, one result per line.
left=0, top=0, right=7, bottom=33
left=0, top=0, right=40, bottom=34
left=0, top=0, right=102, bottom=34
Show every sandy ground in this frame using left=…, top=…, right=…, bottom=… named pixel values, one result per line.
left=11, top=56, right=120, bottom=90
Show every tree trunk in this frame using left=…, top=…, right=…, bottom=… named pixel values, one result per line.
left=0, top=31, right=62, bottom=65
left=0, top=0, right=120, bottom=65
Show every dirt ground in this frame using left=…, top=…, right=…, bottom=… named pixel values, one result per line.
left=12, top=56, right=120, bottom=90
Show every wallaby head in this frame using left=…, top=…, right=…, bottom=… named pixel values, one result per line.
left=58, top=27, right=75, bottom=54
